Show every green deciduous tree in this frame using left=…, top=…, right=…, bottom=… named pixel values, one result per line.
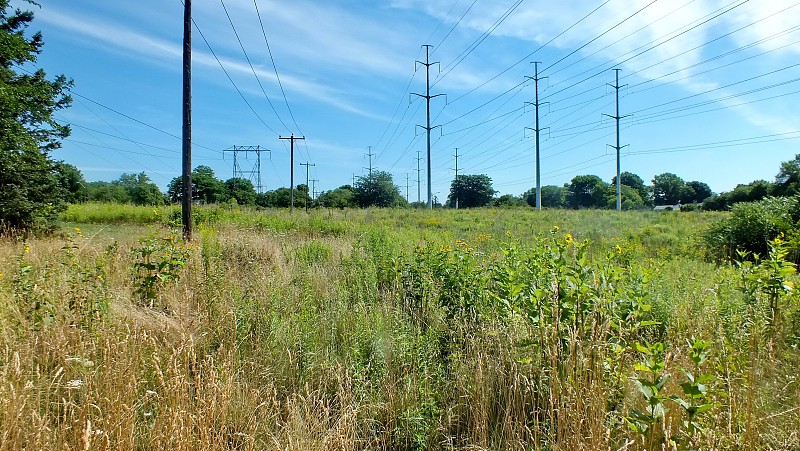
left=117, top=172, right=163, bottom=206
left=613, top=171, right=651, bottom=206
left=354, top=171, right=404, bottom=208
left=0, top=0, right=73, bottom=232
left=703, top=180, right=773, bottom=211
left=606, top=185, right=644, bottom=210
left=526, top=185, right=567, bottom=208
left=774, top=154, right=800, bottom=197
left=87, top=181, right=130, bottom=203
left=318, top=185, right=355, bottom=209
left=683, top=180, right=713, bottom=204
left=224, top=177, right=256, bottom=205
left=493, top=194, right=524, bottom=207
left=54, top=161, right=87, bottom=203
left=566, top=175, right=609, bottom=209
left=167, top=165, right=226, bottom=204
left=652, top=172, right=688, bottom=206
left=448, top=174, right=496, bottom=208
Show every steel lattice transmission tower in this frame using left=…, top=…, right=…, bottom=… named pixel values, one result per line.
left=223, top=145, right=271, bottom=194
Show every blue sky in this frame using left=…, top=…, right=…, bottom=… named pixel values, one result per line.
left=15, top=0, right=800, bottom=200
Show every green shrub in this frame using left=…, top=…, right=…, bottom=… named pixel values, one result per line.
left=704, top=196, right=800, bottom=262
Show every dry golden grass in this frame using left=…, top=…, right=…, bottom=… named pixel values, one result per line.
left=1, top=214, right=799, bottom=450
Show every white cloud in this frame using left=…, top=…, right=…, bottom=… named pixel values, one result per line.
left=36, top=5, right=392, bottom=119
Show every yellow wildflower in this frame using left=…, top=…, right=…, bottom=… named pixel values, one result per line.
left=24, top=245, right=30, bottom=253
left=564, top=233, right=574, bottom=245
left=616, top=244, right=623, bottom=254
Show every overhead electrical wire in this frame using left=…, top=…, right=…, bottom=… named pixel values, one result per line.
left=540, top=0, right=659, bottom=75
left=253, top=0, right=304, bottom=135
left=444, top=0, right=612, bottom=108
left=431, top=0, right=480, bottom=56
left=629, top=131, right=800, bottom=156
left=432, top=0, right=525, bottom=88
left=190, top=13, right=281, bottom=138
left=220, top=0, right=291, bottom=133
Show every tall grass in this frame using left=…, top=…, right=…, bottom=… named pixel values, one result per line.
left=0, top=207, right=797, bottom=449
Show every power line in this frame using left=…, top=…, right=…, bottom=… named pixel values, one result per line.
left=541, top=0, right=659, bottom=75
left=424, top=0, right=464, bottom=44
left=253, top=0, right=304, bottom=135
left=444, top=0, right=612, bottom=107
left=433, top=0, right=525, bottom=87
left=430, top=0, right=480, bottom=55
left=219, top=0, right=291, bottom=133
left=190, top=11, right=281, bottom=137
left=630, top=131, right=800, bottom=155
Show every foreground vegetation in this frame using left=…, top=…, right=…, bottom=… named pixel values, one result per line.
left=1, top=205, right=799, bottom=450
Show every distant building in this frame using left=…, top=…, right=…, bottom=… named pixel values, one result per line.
left=653, top=204, right=681, bottom=211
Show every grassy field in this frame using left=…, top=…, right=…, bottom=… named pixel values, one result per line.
left=1, top=204, right=798, bottom=450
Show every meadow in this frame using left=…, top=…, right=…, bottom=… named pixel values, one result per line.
left=1, top=204, right=798, bottom=450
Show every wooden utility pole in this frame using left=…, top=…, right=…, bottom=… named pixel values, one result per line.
left=280, top=134, right=305, bottom=214
left=181, top=0, right=192, bottom=240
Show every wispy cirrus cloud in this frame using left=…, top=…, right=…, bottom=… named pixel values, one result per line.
left=36, top=5, right=393, bottom=120
left=393, top=0, right=800, bottom=133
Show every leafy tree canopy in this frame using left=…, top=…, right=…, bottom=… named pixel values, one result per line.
left=167, top=165, right=226, bottom=204
left=493, top=194, right=524, bottom=208
left=54, top=161, right=87, bottom=203
left=116, top=172, right=163, bottom=206
left=652, top=172, right=688, bottom=206
left=224, top=177, right=256, bottom=205
left=524, top=185, right=567, bottom=208
left=353, top=171, right=404, bottom=208
left=87, top=181, right=130, bottom=204
left=774, top=154, right=800, bottom=197
left=606, top=185, right=644, bottom=210
left=613, top=171, right=651, bottom=206
left=318, top=185, right=355, bottom=209
left=0, top=0, right=73, bottom=232
left=703, top=180, right=773, bottom=211
left=448, top=174, right=496, bottom=208
left=566, top=175, right=608, bottom=209
left=683, top=181, right=713, bottom=204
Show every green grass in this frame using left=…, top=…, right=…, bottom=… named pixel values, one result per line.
left=1, top=204, right=796, bottom=450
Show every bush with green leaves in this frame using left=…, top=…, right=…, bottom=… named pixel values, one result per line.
left=132, top=233, right=192, bottom=305
left=705, top=195, right=800, bottom=262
